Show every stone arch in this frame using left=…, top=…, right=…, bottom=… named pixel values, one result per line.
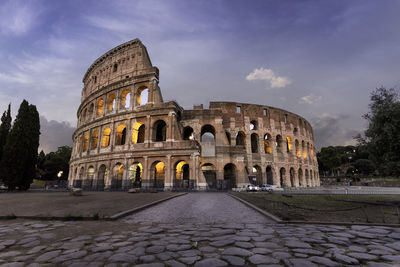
left=151, top=161, right=165, bottom=189
left=224, top=163, right=236, bottom=189
left=88, top=103, right=94, bottom=121
left=280, top=167, right=286, bottom=187
left=84, top=166, right=95, bottom=190
left=101, top=128, right=111, bottom=147
left=137, top=86, right=149, bottom=106
left=250, top=120, right=258, bottom=130
left=305, top=169, right=309, bottom=187
left=266, top=166, right=273, bottom=185
left=81, top=108, right=87, bottom=124
left=115, top=124, right=127, bottom=145
left=276, top=135, right=283, bottom=152
left=290, top=167, right=295, bottom=187
left=174, top=160, right=190, bottom=189
left=286, top=136, right=292, bottom=153
left=310, top=169, right=313, bottom=186
left=302, top=140, right=307, bottom=159
left=253, top=165, right=262, bottom=185
left=264, top=134, right=272, bottom=154
left=183, top=126, right=194, bottom=140
left=132, top=122, right=145, bottom=144
left=153, top=120, right=166, bottom=142
left=251, top=133, right=259, bottom=153
left=91, top=130, right=99, bottom=150
left=236, top=131, right=246, bottom=146
left=201, top=163, right=216, bottom=189
left=112, top=163, right=124, bottom=190
left=225, top=131, right=231, bottom=145
left=83, top=133, right=89, bottom=151
left=121, top=89, right=131, bottom=109
left=107, top=94, right=116, bottom=112
left=201, top=124, right=215, bottom=142
left=97, top=99, right=104, bottom=116
left=129, top=162, right=142, bottom=188
left=295, top=139, right=300, bottom=158
left=298, top=168, right=303, bottom=187
left=97, top=164, right=107, bottom=190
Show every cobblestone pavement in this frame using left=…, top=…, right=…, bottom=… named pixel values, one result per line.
left=0, top=193, right=399, bottom=266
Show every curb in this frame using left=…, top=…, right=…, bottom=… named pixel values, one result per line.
left=228, top=193, right=282, bottom=223
left=228, top=193, right=400, bottom=227
left=109, top=192, right=187, bottom=220
left=0, top=192, right=187, bottom=221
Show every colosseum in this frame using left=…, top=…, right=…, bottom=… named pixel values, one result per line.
left=68, top=38, right=320, bottom=191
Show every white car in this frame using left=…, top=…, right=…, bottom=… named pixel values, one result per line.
left=261, top=184, right=273, bottom=192
left=246, top=184, right=259, bottom=192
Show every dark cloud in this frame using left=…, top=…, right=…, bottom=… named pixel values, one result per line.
left=39, top=116, right=75, bottom=153
left=311, top=114, right=360, bottom=150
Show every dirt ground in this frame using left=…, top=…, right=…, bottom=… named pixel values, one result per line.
left=0, top=191, right=181, bottom=219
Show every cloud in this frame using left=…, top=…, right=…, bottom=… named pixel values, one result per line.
left=311, top=113, right=360, bottom=150
left=299, top=93, right=322, bottom=104
left=246, top=68, right=291, bottom=88
left=0, top=0, right=41, bottom=36
left=39, top=116, right=75, bottom=153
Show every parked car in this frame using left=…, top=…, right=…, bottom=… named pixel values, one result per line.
left=246, top=184, right=258, bottom=192
left=261, top=184, right=273, bottom=192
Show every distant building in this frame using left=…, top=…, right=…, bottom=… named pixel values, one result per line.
left=68, top=39, right=319, bottom=190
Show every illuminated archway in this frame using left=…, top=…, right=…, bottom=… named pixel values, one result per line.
left=132, top=122, right=145, bottom=144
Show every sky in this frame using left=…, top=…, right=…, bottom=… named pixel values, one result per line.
left=0, top=0, right=399, bottom=153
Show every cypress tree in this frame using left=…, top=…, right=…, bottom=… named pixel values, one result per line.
left=0, top=100, right=40, bottom=190
left=0, top=104, right=11, bottom=161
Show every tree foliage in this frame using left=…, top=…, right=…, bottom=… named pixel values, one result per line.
left=363, top=87, right=400, bottom=176
left=0, top=100, right=40, bottom=190
left=37, top=146, right=72, bottom=180
left=0, top=104, right=11, bottom=162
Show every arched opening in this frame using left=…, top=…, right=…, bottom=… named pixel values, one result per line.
left=236, top=131, right=246, bottom=146
left=264, top=134, right=272, bottom=154
left=250, top=120, right=257, bottom=130
left=225, top=131, right=231, bottom=145
left=293, top=127, right=298, bottom=136
left=202, top=163, right=216, bottom=189
left=107, top=94, right=116, bottom=112
left=137, top=87, right=149, bottom=106
left=91, top=130, right=99, bottom=150
left=290, top=168, right=295, bottom=187
left=152, top=161, right=165, bottom=189
left=183, top=126, right=194, bottom=140
left=295, top=139, right=300, bottom=158
left=97, top=99, right=104, bottom=116
left=101, top=128, right=111, bottom=147
left=286, top=136, right=292, bottom=153
left=280, top=167, right=286, bottom=187
left=129, top=162, right=142, bottom=188
left=310, top=169, right=313, bottom=187
left=276, top=135, right=283, bottom=152
left=97, top=165, right=107, bottom=190
left=83, top=133, right=89, bottom=151
left=88, top=103, right=94, bottom=121
left=252, top=165, right=262, bottom=185
left=113, top=63, right=118, bottom=72
left=81, top=109, right=87, bottom=123
left=310, top=144, right=314, bottom=157
left=305, top=169, right=309, bottom=187
left=153, top=120, right=166, bottom=142
left=224, top=163, right=236, bottom=190
left=112, top=163, right=124, bottom=190
left=132, top=122, right=145, bottom=144
left=174, top=161, right=190, bottom=189
left=302, top=141, right=307, bottom=159
left=121, top=90, right=131, bottom=109
left=298, top=168, right=303, bottom=187
left=85, top=166, right=95, bottom=190
left=76, top=167, right=84, bottom=188
left=78, top=135, right=82, bottom=152
left=201, top=124, right=215, bottom=142
left=251, top=133, right=259, bottom=153
left=266, top=166, right=273, bottom=185
left=115, top=125, right=127, bottom=146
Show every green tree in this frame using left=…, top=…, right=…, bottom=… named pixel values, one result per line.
left=0, top=104, right=11, bottom=162
left=39, top=146, right=72, bottom=180
left=354, top=159, right=375, bottom=175
left=0, top=100, right=40, bottom=190
left=362, top=87, right=400, bottom=176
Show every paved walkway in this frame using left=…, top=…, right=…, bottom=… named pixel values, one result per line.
left=0, top=193, right=399, bottom=266
left=124, top=193, right=271, bottom=224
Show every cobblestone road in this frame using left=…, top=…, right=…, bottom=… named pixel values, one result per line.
left=0, top=193, right=399, bottom=266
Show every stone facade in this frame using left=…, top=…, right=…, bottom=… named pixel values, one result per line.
left=68, top=38, right=320, bottom=191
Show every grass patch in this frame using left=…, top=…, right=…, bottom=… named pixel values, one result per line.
left=233, top=192, right=400, bottom=224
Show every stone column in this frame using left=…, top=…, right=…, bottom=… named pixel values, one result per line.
left=165, top=155, right=172, bottom=190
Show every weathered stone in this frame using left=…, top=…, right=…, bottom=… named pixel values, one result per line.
left=146, top=245, right=165, bottom=254
left=333, top=253, right=359, bottom=265
left=178, top=249, right=200, bottom=257
left=248, top=254, right=279, bottom=264
left=221, top=247, right=252, bottom=257
left=165, top=260, right=185, bottom=267
left=209, top=239, right=235, bottom=247
left=35, top=250, right=61, bottom=262
left=292, top=248, right=324, bottom=255
left=288, top=259, right=318, bottom=267
left=221, top=255, right=245, bottom=266
left=254, top=242, right=280, bottom=249
left=194, top=258, right=228, bottom=267
left=272, top=251, right=291, bottom=260
left=179, top=256, right=201, bottom=265
left=381, top=254, right=400, bottom=262
left=139, top=255, right=155, bottom=263
left=52, top=250, right=88, bottom=263
left=109, top=253, right=137, bottom=263
left=347, top=252, right=378, bottom=260
left=235, top=242, right=254, bottom=249
left=309, top=256, right=339, bottom=267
